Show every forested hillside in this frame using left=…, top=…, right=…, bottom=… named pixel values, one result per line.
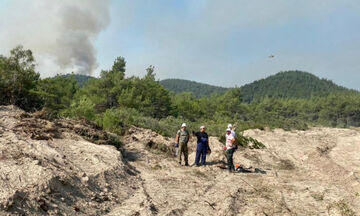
left=1, top=46, right=360, bottom=137
left=61, top=74, right=95, bottom=87
left=240, top=71, right=352, bottom=102
left=161, top=71, right=353, bottom=101
left=160, top=79, right=228, bottom=97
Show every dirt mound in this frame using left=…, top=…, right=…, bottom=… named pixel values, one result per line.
left=0, top=106, right=137, bottom=215
left=14, top=109, right=120, bottom=147
left=125, top=126, right=175, bottom=155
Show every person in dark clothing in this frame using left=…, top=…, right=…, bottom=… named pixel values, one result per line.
left=193, top=126, right=210, bottom=166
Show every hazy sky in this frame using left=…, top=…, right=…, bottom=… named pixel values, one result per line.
left=1, top=0, right=360, bottom=89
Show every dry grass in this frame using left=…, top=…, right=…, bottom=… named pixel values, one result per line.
left=311, top=192, right=324, bottom=201
left=192, top=170, right=208, bottom=179
left=145, top=140, right=173, bottom=156
left=327, top=200, right=356, bottom=216
left=278, top=159, right=296, bottom=170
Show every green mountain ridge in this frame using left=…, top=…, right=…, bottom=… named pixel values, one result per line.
left=61, top=74, right=95, bottom=87
left=57, top=71, right=355, bottom=102
left=159, top=79, right=228, bottom=98
left=240, top=71, right=352, bottom=102
left=160, top=71, right=355, bottom=101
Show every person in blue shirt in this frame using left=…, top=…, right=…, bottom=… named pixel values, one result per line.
left=193, top=126, right=210, bottom=166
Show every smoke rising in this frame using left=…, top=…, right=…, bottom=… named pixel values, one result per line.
left=0, top=0, right=111, bottom=76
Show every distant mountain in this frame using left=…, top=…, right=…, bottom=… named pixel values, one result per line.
left=61, top=74, right=95, bottom=87
left=161, top=71, right=354, bottom=101
left=240, top=70, right=352, bottom=102
left=160, top=79, right=228, bottom=97
left=59, top=71, right=353, bottom=101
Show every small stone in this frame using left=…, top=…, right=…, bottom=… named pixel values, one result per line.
left=81, top=176, right=89, bottom=183
left=60, top=197, right=65, bottom=202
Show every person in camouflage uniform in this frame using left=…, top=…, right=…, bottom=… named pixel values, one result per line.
left=176, top=123, right=190, bottom=166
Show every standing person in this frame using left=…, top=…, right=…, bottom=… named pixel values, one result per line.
left=227, top=124, right=237, bottom=138
left=176, top=123, right=190, bottom=166
left=225, top=128, right=236, bottom=172
left=228, top=123, right=238, bottom=151
left=193, top=126, right=209, bottom=166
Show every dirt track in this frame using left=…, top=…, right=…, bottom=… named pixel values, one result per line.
left=1, top=106, right=360, bottom=215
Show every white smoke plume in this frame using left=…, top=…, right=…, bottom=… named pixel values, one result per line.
left=0, top=0, right=111, bottom=76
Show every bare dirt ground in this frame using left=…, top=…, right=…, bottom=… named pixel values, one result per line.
left=0, top=106, right=138, bottom=216
left=1, top=106, right=360, bottom=216
left=108, top=127, right=360, bottom=216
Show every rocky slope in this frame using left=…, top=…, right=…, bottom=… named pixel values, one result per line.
left=0, top=106, right=138, bottom=216
left=1, top=106, right=360, bottom=215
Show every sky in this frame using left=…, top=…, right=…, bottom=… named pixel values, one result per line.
left=1, top=0, right=360, bottom=89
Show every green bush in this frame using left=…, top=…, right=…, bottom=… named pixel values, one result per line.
left=98, top=107, right=184, bottom=137
left=65, top=96, right=97, bottom=121
left=35, top=75, right=79, bottom=117
left=101, top=108, right=140, bottom=135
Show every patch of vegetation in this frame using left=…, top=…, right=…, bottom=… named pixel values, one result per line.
left=238, top=136, right=266, bottom=149
left=278, top=159, right=296, bottom=170
left=107, top=134, right=123, bottom=150
left=192, top=170, right=208, bottom=179
left=151, top=163, right=162, bottom=170
left=145, top=141, right=173, bottom=156
left=219, top=134, right=266, bottom=149
left=311, top=192, right=325, bottom=201
left=327, top=199, right=356, bottom=216
left=160, top=78, right=228, bottom=98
